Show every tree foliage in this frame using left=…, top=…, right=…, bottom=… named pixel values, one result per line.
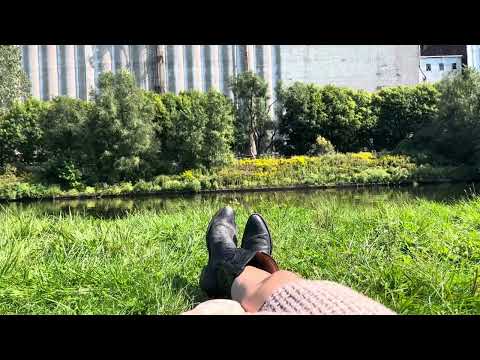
left=372, top=84, right=440, bottom=150
left=230, top=71, right=273, bottom=157
left=276, top=82, right=375, bottom=155
left=409, top=67, right=480, bottom=167
left=158, top=90, right=234, bottom=172
left=87, top=70, right=156, bottom=183
left=0, top=98, right=47, bottom=168
left=0, top=45, right=30, bottom=108
left=40, top=97, right=92, bottom=186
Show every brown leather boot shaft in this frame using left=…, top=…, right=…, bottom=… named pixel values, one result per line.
left=248, top=252, right=279, bottom=274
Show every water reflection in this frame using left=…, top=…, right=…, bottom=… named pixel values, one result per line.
left=3, top=182, right=479, bottom=219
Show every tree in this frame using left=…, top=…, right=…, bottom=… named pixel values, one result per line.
left=157, top=90, right=234, bottom=172
left=0, top=45, right=30, bottom=108
left=412, top=67, right=480, bottom=166
left=229, top=71, right=274, bottom=157
left=87, top=70, right=155, bottom=183
left=0, top=98, right=48, bottom=168
left=276, top=82, right=376, bottom=155
left=372, top=84, right=439, bottom=150
left=40, top=97, right=92, bottom=186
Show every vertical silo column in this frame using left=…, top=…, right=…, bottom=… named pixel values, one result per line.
left=135, top=45, right=148, bottom=89
left=156, top=45, right=167, bottom=93
left=174, top=45, right=185, bottom=93
left=209, top=45, right=220, bottom=90
left=99, top=45, right=113, bottom=74
left=84, top=45, right=96, bottom=99
left=24, top=45, right=41, bottom=98
left=46, top=45, right=59, bottom=99
left=246, top=45, right=255, bottom=72
left=64, top=45, right=77, bottom=97
left=224, top=45, right=234, bottom=97
left=263, top=45, right=273, bottom=103
left=192, top=45, right=203, bottom=90
left=115, top=45, right=130, bottom=70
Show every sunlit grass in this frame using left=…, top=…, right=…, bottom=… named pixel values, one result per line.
left=0, top=194, right=479, bottom=314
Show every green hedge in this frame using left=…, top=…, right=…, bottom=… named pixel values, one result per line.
left=276, top=82, right=440, bottom=155
left=276, top=83, right=376, bottom=155
left=0, top=71, right=235, bottom=186
left=372, top=84, right=440, bottom=150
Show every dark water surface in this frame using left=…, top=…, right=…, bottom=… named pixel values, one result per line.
left=3, top=182, right=479, bottom=219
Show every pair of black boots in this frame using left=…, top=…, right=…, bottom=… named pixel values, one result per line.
left=200, top=207, right=279, bottom=299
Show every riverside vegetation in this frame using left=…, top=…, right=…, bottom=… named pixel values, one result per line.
left=1, top=67, right=480, bottom=200
left=0, top=153, right=469, bottom=201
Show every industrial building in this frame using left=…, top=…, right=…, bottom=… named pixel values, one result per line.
left=21, top=45, right=420, bottom=100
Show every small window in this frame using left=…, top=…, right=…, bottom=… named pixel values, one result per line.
left=439, top=63, right=444, bottom=71
left=426, top=63, right=431, bottom=71
left=452, top=63, right=457, bottom=70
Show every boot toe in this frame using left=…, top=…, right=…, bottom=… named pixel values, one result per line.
left=241, top=213, right=272, bottom=254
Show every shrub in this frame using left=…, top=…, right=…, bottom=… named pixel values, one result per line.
left=201, top=90, right=235, bottom=168
left=87, top=70, right=156, bottom=184
left=276, top=82, right=326, bottom=156
left=308, top=136, right=335, bottom=155
left=40, top=97, right=92, bottom=185
left=372, top=84, right=440, bottom=150
left=184, top=179, right=201, bottom=192
left=434, top=68, right=480, bottom=165
left=408, top=68, right=480, bottom=168
left=320, top=85, right=375, bottom=152
left=0, top=98, right=48, bottom=168
left=276, top=83, right=376, bottom=155
left=141, top=91, right=170, bottom=176
left=159, top=90, right=234, bottom=172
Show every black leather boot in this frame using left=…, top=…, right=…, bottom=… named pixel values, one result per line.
left=241, top=213, right=272, bottom=255
left=199, top=207, right=278, bottom=299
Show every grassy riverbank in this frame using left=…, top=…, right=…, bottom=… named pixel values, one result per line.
left=0, top=192, right=479, bottom=314
left=0, top=153, right=473, bottom=201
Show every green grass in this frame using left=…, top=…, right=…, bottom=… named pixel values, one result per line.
left=0, top=191, right=479, bottom=314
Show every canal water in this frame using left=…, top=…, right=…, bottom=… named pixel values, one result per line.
left=2, top=182, right=478, bottom=219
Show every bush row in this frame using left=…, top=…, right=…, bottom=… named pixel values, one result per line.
left=2, top=68, right=479, bottom=188
left=276, top=68, right=480, bottom=173
left=275, top=82, right=440, bottom=155
left=0, top=71, right=234, bottom=186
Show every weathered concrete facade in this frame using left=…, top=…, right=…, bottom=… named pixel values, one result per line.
left=21, top=45, right=420, bottom=100
left=467, top=45, right=480, bottom=69
left=280, top=45, right=420, bottom=91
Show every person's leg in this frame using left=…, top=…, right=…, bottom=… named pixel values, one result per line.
left=231, top=266, right=300, bottom=313
left=197, top=207, right=394, bottom=315
left=231, top=266, right=396, bottom=315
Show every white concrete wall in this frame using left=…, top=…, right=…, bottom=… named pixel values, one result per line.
left=279, top=45, right=420, bottom=91
left=467, top=45, right=480, bottom=69
left=419, top=55, right=462, bottom=83
left=21, top=45, right=421, bottom=99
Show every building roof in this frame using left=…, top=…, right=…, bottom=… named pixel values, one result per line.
left=420, top=45, right=467, bottom=62
left=420, top=55, right=463, bottom=59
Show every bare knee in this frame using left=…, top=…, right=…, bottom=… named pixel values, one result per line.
left=265, top=270, right=300, bottom=284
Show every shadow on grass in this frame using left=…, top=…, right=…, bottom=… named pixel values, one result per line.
left=169, top=274, right=208, bottom=306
